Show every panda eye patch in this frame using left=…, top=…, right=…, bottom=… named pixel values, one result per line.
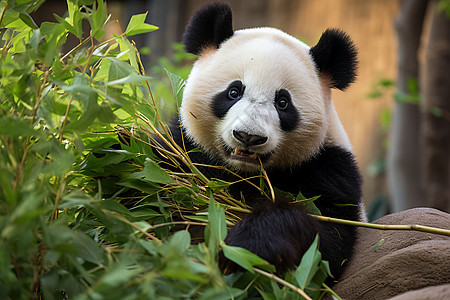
left=212, top=80, right=245, bottom=118
left=274, top=89, right=299, bottom=131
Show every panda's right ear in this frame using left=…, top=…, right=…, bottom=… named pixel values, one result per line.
left=183, top=2, right=234, bottom=55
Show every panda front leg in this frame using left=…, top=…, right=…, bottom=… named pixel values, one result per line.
left=221, top=200, right=356, bottom=278
left=221, top=201, right=321, bottom=272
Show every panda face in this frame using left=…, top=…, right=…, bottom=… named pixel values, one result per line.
left=180, top=28, right=329, bottom=172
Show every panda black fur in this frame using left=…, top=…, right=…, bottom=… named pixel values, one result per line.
left=167, top=2, right=363, bottom=278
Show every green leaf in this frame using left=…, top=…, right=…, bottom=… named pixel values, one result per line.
left=59, top=190, right=92, bottom=209
left=307, top=260, right=333, bottom=299
left=198, top=287, right=246, bottom=300
left=132, top=158, right=173, bottom=185
left=125, top=12, right=159, bottom=36
left=333, top=203, right=359, bottom=207
left=269, top=280, right=285, bottom=300
left=96, top=102, right=117, bottom=123
left=30, top=28, right=44, bottom=48
left=221, top=244, right=273, bottom=273
left=0, top=117, right=40, bottom=138
left=256, top=288, right=277, bottom=300
left=295, top=192, right=322, bottom=215
left=19, top=12, right=38, bottom=29
left=274, top=188, right=321, bottom=218
left=207, top=191, right=227, bottom=243
left=169, top=230, right=191, bottom=253
left=105, top=74, right=152, bottom=86
left=105, top=57, right=139, bottom=98
left=373, top=238, right=385, bottom=252
left=3, top=15, right=29, bottom=31
left=165, top=68, right=186, bottom=107
left=72, top=231, right=105, bottom=265
left=54, top=14, right=77, bottom=37
left=89, top=0, right=108, bottom=40
left=116, top=36, right=139, bottom=70
left=294, top=234, right=322, bottom=289
left=206, top=179, right=230, bottom=192
left=98, top=262, right=142, bottom=288
left=39, top=22, right=68, bottom=65
left=106, top=57, right=137, bottom=79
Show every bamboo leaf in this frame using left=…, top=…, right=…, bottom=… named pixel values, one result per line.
left=105, top=74, right=152, bottom=86
left=125, top=12, right=158, bottom=36
left=169, top=230, right=191, bottom=253
left=19, top=12, right=38, bottom=29
left=90, top=0, right=107, bottom=40
left=293, top=234, right=322, bottom=289
left=207, top=191, right=227, bottom=243
left=165, top=68, right=185, bottom=107
left=221, top=244, right=272, bottom=273
left=132, top=158, right=173, bottom=185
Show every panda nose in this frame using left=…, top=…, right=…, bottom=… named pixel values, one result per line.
left=233, top=130, right=268, bottom=146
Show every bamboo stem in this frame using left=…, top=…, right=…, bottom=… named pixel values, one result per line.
left=322, top=283, right=342, bottom=300
left=0, top=1, right=8, bottom=26
left=150, top=221, right=207, bottom=230
left=59, top=35, right=91, bottom=62
left=258, top=157, right=275, bottom=203
left=59, top=95, right=74, bottom=143
left=51, top=176, right=66, bottom=221
left=312, top=215, right=450, bottom=236
left=253, top=267, right=312, bottom=300
left=107, top=210, right=162, bottom=243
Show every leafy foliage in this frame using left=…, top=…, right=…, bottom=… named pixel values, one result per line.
left=437, top=0, right=450, bottom=18
left=0, top=0, right=337, bottom=299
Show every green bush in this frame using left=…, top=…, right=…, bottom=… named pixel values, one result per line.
left=0, top=1, right=334, bottom=299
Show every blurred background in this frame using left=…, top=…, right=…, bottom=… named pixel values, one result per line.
left=32, top=0, right=450, bottom=220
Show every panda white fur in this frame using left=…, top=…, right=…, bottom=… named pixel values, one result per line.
left=166, top=3, right=364, bottom=278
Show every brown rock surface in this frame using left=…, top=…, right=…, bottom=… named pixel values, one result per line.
left=327, top=208, right=450, bottom=300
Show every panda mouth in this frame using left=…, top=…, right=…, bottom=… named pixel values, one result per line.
left=223, top=144, right=272, bottom=166
left=228, top=148, right=272, bottom=166
left=232, top=148, right=259, bottom=161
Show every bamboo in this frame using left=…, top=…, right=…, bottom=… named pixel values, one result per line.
left=312, top=215, right=450, bottom=236
left=253, top=267, right=312, bottom=300
left=107, top=210, right=162, bottom=243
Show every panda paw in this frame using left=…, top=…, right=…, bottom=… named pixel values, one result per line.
left=220, top=202, right=319, bottom=272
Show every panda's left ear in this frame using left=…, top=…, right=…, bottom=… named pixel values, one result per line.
left=310, top=28, right=358, bottom=90
left=183, top=2, right=234, bottom=55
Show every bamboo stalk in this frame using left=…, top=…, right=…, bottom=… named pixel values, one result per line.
left=107, top=210, right=162, bottom=243
left=150, top=221, right=207, bottom=230
left=312, top=215, right=450, bottom=236
left=258, top=157, right=275, bottom=203
left=253, top=267, right=312, bottom=300
left=0, top=1, right=8, bottom=27
left=322, top=283, right=342, bottom=300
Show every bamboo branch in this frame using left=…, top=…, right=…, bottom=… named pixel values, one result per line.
left=107, top=210, right=162, bottom=243
left=258, top=157, right=275, bottom=203
left=51, top=176, right=66, bottom=221
left=312, top=215, right=450, bottom=236
left=149, top=220, right=207, bottom=230
left=322, top=282, right=342, bottom=300
left=0, top=1, right=8, bottom=27
left=253, top=267, right=312, bottom=300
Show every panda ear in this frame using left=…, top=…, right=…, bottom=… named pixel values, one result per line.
left=183, top=2, right=234, bottom=55
left=309, top=28, right=358, bottom=90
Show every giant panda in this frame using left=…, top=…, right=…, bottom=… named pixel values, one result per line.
left=164, top=2, right=364, bottom=279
